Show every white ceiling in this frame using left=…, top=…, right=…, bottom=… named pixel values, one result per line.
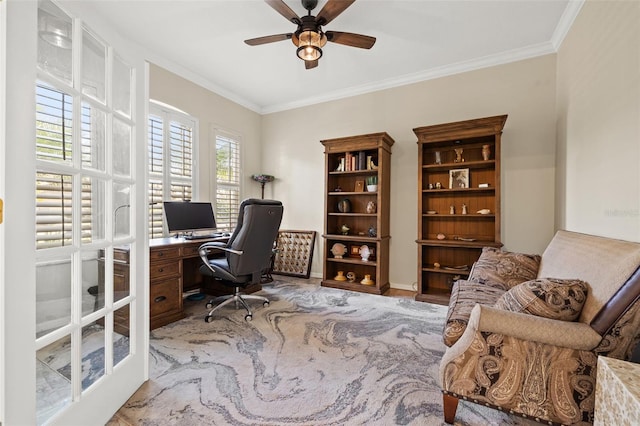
left=82, top=0, right=581, bottom=114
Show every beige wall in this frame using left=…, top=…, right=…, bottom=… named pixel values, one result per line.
left=262, top=55, right=558, bottom=287
left=149, top=64, right=264, bottom=202
left=556, top=0, right=640, bottom=243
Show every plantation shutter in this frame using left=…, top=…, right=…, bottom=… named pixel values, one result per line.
left=147, top=110, right=195, bottom=238
left=148, top=115, right=164, bottom=238
left=215, top=134, right=241, bottom=231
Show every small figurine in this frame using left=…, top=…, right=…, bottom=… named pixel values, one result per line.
left=340, top=224, right=350, bottom=235
left=434, top=151, right=442, bottom=164
left=449, top=205, right=455, bottom=215
left=366, top=201, right=376, bottom=214
left=331, top=243, right=347, bottom=259
left=454, top=148, right=464, bottom=163
left=368, top=225, right=377, bottom=237
left=435, top=182, right=442, bottom=189
left=482, top=144, right=491, bottom=161
left=346, top=271, right=356, bottom=282
left=360, top=245, right=371, bottom=261
left=462, top=204, right=468, bottom=215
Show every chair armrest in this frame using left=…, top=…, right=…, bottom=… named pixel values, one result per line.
left=198, top=242, right=243, bottom=264
left=470, top=304, right=602, bottom=350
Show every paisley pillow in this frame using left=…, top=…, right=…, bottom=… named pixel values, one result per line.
left=468, top=247, right=541, bottom=290
left=494, top=278, right=589, bottom=321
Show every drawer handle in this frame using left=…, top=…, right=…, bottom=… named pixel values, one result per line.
left=158, top=268, right=164, bottom=273
left=154, top=296, right=166, bottom=303
left=158, top=252, right=164, bottom=257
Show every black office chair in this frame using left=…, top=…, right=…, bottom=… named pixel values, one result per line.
left=198, top=199, right=283, bottom=322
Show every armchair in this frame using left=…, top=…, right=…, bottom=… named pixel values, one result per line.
left=440, top=231, right=640, bottom=425
left=198, top=198, right=283, bottom=322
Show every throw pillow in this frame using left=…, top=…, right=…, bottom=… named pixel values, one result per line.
left=494, top=278, right=589, bottom=321
left=468, top=247, right=541, bottom=290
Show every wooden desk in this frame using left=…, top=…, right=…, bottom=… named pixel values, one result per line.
left=148, top=237, right=262, bottom=329
left=104, top=237, right=264, bottom=331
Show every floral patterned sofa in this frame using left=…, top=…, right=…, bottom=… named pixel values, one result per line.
left=439, top=230, right=640, bottom=425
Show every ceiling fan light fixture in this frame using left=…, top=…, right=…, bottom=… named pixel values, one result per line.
left=296, top=30, right=326, bottom=61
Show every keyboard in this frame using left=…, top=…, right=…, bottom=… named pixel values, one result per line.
left=183, top=233, right=224, bottom=240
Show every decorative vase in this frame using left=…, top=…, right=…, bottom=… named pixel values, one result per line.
left=368, top=225, right=376, bottom=237
left=366, top=184, right=378, bottom=193
left=360, top=274, right=374, bottom=285
left=366, top=201, right=376, bottom=214
left=340, top=224, right=350, bottom=235
left=337, top=198, right=351, bottom=213
left=482, top=144, right=491, bottom=161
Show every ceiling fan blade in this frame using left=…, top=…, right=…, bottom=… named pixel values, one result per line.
left=265, top=0, right=301, bottom=25
left=326, top=31, right=376, bottom=49
left=245, top=33, right=293, bottom=46
left=305, top=59, right=318, bottom=69
left=316, top=0, right=356, bottom=26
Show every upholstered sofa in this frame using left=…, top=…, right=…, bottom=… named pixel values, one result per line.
left=439, top=230, right=640, bottom=425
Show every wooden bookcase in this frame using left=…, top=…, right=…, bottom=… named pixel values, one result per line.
left=414, top=115, right=507, bottom=305
left=320, top=132, right=394, bottom=295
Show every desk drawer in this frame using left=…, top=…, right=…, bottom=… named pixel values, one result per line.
left=150, top=246, right=180, bottom=261
left=150, top=278, right=181, bottom=317
left=150, top=259, right=181, bottom=280
left=183, top=244, right=204, bottom=258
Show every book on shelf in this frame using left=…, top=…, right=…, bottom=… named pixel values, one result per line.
left=358, top=151, right=366, bottom=170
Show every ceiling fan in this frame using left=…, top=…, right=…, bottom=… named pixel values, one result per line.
left=245, top=0, right=376, bottom=69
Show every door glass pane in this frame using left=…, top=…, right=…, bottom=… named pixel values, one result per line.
left=36, top=257, right=72, bottom=338
left=36, top=84, right=73, bottom=164
left=81, top=28, right=106, bottom=103
left=81, top=176, right=106, bottom=244
left=82, top=250, right=104, bottom=316
left=113, top=246, right=131, bottom=303
left=114, top=304, right=131, bottom=366
left=81, top=323, right=105, bottom=390
left=36, top=173, right=72, bottom=249
left=113, top=183, right=131, bottom=239
left=81, top=102, right=106, bottom=171
left=37, top=0, right=72, bottom=84
left=113, top=55, right=132, bottom=118
left=113, top=118, right=131, bottom=177
left=36, top=335, right=72, bottom=424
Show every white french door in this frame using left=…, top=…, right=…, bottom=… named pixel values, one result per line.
left=3, top=1, right=148, bottom=424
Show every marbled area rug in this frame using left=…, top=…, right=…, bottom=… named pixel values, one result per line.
left=112, top=278, right=537, bottom=426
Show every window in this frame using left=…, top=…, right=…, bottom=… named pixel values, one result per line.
left=215, top=132, right=241, bottom=231
left=148, top=105, right=196, bottom=238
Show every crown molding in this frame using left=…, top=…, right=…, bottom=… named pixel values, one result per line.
left=551, top=0, right=585, bottom=50
left=261, top=41, right=557, bottom=114
left=144, top=50, right=263, bottom=114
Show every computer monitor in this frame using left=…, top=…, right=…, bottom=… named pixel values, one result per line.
left=163, top=201, right=217, bottom=235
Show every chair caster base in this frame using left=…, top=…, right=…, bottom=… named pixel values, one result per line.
left=205, top=315, right=213, bottom=323
left=263, top=301, right=269, bottom=307
left=245, top=314, right=253, bottom=321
